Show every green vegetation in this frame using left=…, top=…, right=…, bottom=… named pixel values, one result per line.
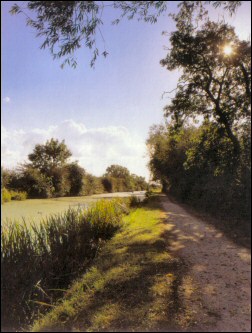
left=2, top=142, right=148, bottom=200
left=128, top=194, right=143, bottom=207
left=3, top=2, right=250, bottom=330
left=146, top=15, right=251, bottom=225
left=102, top=165, right=147, bottom=193
left=160, top=21, right=250, bottom=159
left=147, top=122, right=251, bottom=222
left=9, top=189, right=27, bottom=201
left=10, top=1, right=241, bottom=68
left=1, top=199, right=129, bottom=331
left=31, top=196, right=188, bottom=332
left=1, top=187, right=27, bottom=203
left=2, top=187, right=11, bottom=203
left=82, top=173, right=104, bottom=196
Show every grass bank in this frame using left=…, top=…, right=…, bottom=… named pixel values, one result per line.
left=1, top=199, right=129, bottom=331
left=31, top=196, right=192, bottom=332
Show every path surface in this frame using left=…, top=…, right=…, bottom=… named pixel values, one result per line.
left=161, top=196, right=251, bottom=332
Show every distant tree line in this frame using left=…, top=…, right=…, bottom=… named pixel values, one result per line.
left=2, top=138, right=147, bottom=200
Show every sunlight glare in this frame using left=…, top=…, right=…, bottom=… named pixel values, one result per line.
left=223, top=44, right=233, bottom=56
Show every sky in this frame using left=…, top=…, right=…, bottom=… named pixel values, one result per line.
left=1, top=1, right=251, bottom=180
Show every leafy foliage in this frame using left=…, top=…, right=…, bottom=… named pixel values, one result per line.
left=2, top=146, right=147, bottom=199
left=28, top=138, right=72, bottom=173
left=161, top=21, right=251, bottom=156
left=83, top=173, right=104, bottom=195
left=102, top=165, right=147, bottom=193
left=19, top=166, right=54, bottom=198
left=9, top=1, right=241, bottom=67
left=131, top=174, right=148, bottom=190
left=147, top=122, right=251, bottom=220
left=10, top=1, right=104, bottom=68
left=66, top=162, right=86, bottom=196
left=9, top=190, right=27, bottom=201
left=105, top=164, right=130, bottom=179
left=147, top=11, right=251, bottom=222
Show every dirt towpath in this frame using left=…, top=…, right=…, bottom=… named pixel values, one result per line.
left=161, top=196, right=251, bottom=332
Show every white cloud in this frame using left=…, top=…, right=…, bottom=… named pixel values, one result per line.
left=3, top=96, right=11, bottom=103
left=1, top=120, right=149, bottom=179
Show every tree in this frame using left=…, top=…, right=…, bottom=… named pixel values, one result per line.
left=50, top=166, right=71, bottom=197
left=147, top=124, right=196, bottom=194
left=28, top=138, right=72, bottom=174
left=161, top=21, right=251, bottom=157
left=104, top=164, right=130, bottom=179
left=146, top=121, right=251, bottom=220
left=102, top=165, right=147, bottom=192
left=1, top=168, right=24, bottom=192
left=130, top=174, right=148, bottom=190
left=19, top=138, right=72, bottom=197
left=10, top=1, right=241, bottom=68
left=83, top=173, right=103, bottom=195
left=1, top=167, right=12, bottom=189
left=19, top=166, right=54, bottom=198
left=103, top=165, right=131, bottom=192
left=101, top=176, right=114, bottom=193
left=67, top=162, right=85, bottom=196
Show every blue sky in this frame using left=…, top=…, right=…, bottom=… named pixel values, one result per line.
left=1, top=1, right=251, bottom=179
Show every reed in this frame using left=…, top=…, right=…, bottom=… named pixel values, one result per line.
left=1, top=198, right=129, bottom=330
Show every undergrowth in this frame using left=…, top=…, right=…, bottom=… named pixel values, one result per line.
left=1, top=198, right=129, bottom=331
left=31, top=196, right=189, bottom=332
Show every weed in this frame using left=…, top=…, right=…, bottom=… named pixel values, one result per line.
left=128, top=195, right=142, bottom=207
left=1, top=198, right=129, bottom=330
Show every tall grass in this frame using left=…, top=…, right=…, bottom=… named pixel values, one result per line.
left=128, top=195, right=144, bottom=207
left=1, top=199, right=129, bottom=330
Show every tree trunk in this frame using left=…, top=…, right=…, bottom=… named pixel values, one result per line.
left=215, top=104, right=241, bottom=159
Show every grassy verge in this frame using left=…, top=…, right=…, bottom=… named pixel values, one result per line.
left=31, top=196, right=191, bottom=332
left=1, top=199, right=129, bottom=331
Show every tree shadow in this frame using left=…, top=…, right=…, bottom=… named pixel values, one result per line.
left=164, top=194, right=251, bottom=249
left=65, top=213, right=190, bottom=332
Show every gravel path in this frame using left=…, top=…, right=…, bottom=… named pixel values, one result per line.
left=161, top=196, right=251, bottom=332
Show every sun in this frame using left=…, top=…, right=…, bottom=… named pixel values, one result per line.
left=223, top=44, right=233, bottom=56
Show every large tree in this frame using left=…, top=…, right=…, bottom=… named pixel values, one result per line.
left=28, top=138, right=72, bottom=173
left=10, top=1, right=241, bottom=68
left=161, top=21, right=251, bottom=157
left=17, top=138, right=72, bottom=197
